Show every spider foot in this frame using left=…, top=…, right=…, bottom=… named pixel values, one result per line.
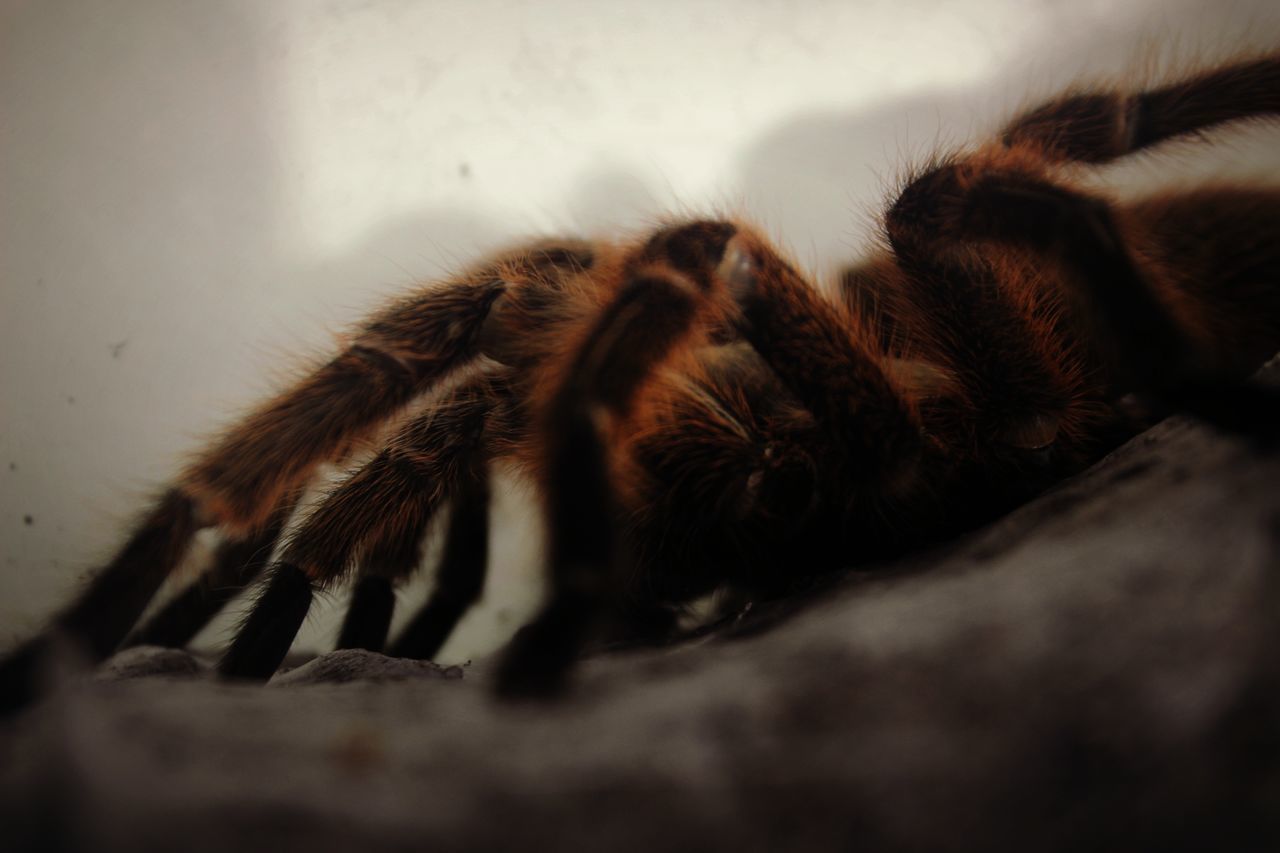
left=493, top=598, right=591, bottom=701
left=218, top=562, right=313, bottom=681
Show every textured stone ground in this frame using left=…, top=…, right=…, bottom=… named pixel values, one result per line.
left=2, top=363, right=1278, bottom=852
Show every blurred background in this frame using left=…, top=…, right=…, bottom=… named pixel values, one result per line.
left=3, top=0, right=1278, bottom=661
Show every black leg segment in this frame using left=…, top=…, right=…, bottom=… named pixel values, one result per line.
left=337, top=575, right=396, bottom=653
left=218, top=562, right=314, bottom=681
left=1, top=489, right=199, bottom=714
left=125, top=512, right=287, bottom=649
left=496, top=223, right=734, bottom=698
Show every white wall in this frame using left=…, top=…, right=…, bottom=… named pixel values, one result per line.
left=3, top=0, right=1278, bottom=660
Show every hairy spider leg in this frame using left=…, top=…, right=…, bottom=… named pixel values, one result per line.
left=997, top=50, right=1280, bottom=430
left=0, top=490, right=198, bottom=714
left=388, top=455, right=492, bottom=660
left=883, top=151, right=1111, bottom=460
left=329, top=498, right=450, bottom=655
left=896, top=149, right=1279, bottom=438
left=336, top=576, right=397, bottom=653
left=329, top=447, right=493, bottom=656
left=1127, top=187, right=1280, bottom=379
left=339, top=380, right=506, bottom=657
left=123, top=494, right=299, bottom=649
left=880, top=50, right=1280, bottom=459
left=975, top=177, right=1280, bottom=432
left=1001, top=53, right=1280, bottom=164
left=495, top=221, right=739, bottom=698
left=219, top=371, right=506, bottom=680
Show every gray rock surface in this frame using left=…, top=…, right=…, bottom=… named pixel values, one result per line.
left=2, top=363, right=1278, bottom=852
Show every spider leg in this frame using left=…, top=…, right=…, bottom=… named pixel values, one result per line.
left=331, top=462, right=479, bottom=656
left=219, top=371, right=506, bottom=680
left=884, top=158, right=1120, bottom=445
left=332, top=532, right=427, bottom=654
left=1127, top=187, right=1280, bottom=378
left=890, top=154, right=1280, bottom=437
left=1002, top=53, right=1280, bottom=163
left=336, top=577, right=396, bottom=653
left=388, top=455, right=491, bottom=660
left=959, top=179, right=1276, bottom=430
left=495, top=221, right=737, bottom=698
left=122, top=497, right=297, bottom=649
left=336, top=426, right=495, bottom=658
left=0, top=490, right=198, bottom=714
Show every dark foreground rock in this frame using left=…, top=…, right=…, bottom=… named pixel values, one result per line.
left=2, top=365, right=1278, bottom=853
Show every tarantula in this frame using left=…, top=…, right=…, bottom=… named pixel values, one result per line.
left=3, top=54, right=1278, bottom=711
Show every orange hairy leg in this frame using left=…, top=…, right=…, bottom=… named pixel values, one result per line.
left=495, top=221, right=742, bottom=696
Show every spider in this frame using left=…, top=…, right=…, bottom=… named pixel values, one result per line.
left=2, top=52, right=1278, bottom=711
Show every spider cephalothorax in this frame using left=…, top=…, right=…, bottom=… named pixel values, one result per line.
left=3, top=53, right=1278, bottom=709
